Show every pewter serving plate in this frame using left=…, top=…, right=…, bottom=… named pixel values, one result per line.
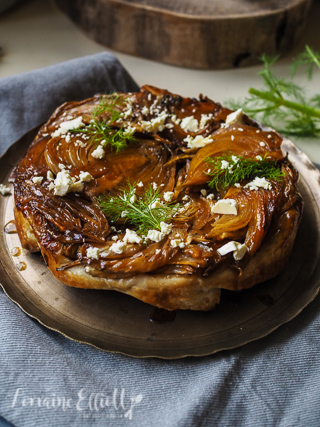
left=0, top=128, right=320, bottom=359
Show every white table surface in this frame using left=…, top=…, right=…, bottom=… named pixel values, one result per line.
left=0, top=0, right=320, bottom=162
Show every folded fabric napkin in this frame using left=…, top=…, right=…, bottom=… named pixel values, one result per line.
left=1, top=53, right=320, bottom=427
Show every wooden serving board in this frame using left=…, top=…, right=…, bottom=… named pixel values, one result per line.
left=55, top=0, right=312, bottom=69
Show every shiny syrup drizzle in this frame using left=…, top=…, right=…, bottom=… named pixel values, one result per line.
left=4, top=220, right=17, bottom=234
left=10, top=247, right=21, bottom=256
left=16, top=261, right=27, bottom=271
left=150, top=308, right=176, bottom=324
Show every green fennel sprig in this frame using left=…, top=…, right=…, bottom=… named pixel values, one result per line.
left=227, top=46, right=320, bottom=137
left=206, top=153, right=284, bottom=190
left=72, top=94, right=137, bottom=152
left=98, top=182, right=180, bottom=235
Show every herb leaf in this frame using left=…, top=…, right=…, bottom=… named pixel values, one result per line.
left=206, top=153, right=284, bottom=190
left=98, top=182, right=180, bottom=235
left=227, top=46, right=320, bottom=137
left=72, top=94, right=137, bottom=152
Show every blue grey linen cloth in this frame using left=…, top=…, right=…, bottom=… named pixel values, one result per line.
left=1, top=53, right=320, bottom=427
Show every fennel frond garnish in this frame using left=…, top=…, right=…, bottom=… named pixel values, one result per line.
left=228, top=45, right=320, bottom=137
left=206, top=153, right=284, bottom=190
left=98, top=182, right=180, bottom=235
left=72, top=94, right=137, bottom=152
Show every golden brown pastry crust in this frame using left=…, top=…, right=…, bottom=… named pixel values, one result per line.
left=13, top=85, right=303, bottom=311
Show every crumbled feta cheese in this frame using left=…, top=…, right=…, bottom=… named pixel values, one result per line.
left=212, top=199, right=238, bottom=215
left=141, top=106, right=149, bottom=115
left=184, top=135, right=213, bottom=149
left=91, top=145, right=105, bottom=159
left=58, top=163, right=66, bottom=170
left=86, top=246, right=100, bottom=260
left=207, top=193, right=215, bottom=200
left=256, top=155, right=263, bottom=161
left=245, top=177, right=271, bottom=191
left=140, top=111, right=168, bottom=133
left=221, top=160, right=229, bottom=170
left=199, top=114, right=212, bottom=129
left=231, top=135, right=235, bottom=141
left=72, top=180, right=84, bottom=193
left=200, top=189, right=207, bottom=197
left=155, top=249, right=161, bottom=255
left=260, top=141, right=266, bottom=147
left=137, top=181, right=144, bottom=187
left=231, top=156, right=239, bottom=164
left=150, top=200, right=164, bottom=210
left=47, top=171, right=54, bottom=181
left=225, top=109, right=244, bottom=125
left=32, top=176, right=43, bottom=184
left=152, top=182, right=157, bottom=190
left=0, top=184, right=11, bottom=196
left=163, top=191, right=174, bottom=202
left=160, top=221, right=172, bottom=235
left=79, top=171, right=94, bottom=182
left=52, top=116, right=85, bottom=137
left=182, top=195, right=189, bottom=202
left=129, top=194, right=137, bottom=204
left=112, top=235, right=119, bottom=241
left=147, top=229, right=163, bottom=243
left=110, top=240, right=127, bottom=254
left=171, top=239, right=183, bottom=248
left=53, top=170, right=74, bottom=196
left=48, top=182, right=54, bottom=191
left=180, top=116, right=199, bottom=132
left=123, top=229, right=142, bottom=244
left=234, top=183, right=241, bottom=188
left=217, top=241, right=247, bottom=260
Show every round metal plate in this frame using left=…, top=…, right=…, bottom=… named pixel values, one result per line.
left=0, top=129, right=320, bottom=359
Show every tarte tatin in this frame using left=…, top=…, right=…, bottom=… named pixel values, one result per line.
left=13, top=85, right=303, bottom=311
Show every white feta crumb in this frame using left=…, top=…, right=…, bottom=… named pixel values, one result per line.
left=140, top=111, right=168, bottom=133
left=231, top=135, right=235, bottom=141
left=256, top=155, right=263, bottom=161
left=91, top=145, right=105, bottom=159
left=171, top=238, right=183, bottom=248
left=123, top=229, right=142, bottom=244
left=111, top=235, right=119, bottom=241
left=58, top=163, right=66, bottom=170
left=221, top=160, right=229, bottom=170
left=48, top=182, right=54, bottom=191
left=184, top=134, right=213, bottom=149
left=224, top=109, right=244, bottom=126
left=200, top=189, right=207, bottom=197
left=123, top=126, right=136, bottom=136
left=129, top=194, right=137, bottom=204
left=267, top=134, right=272, bottom=139
left=212, top=198, right=238, bottom=215
left=199, top=114, right=212, bottom=129
left=180, top=116, right=199, bottom=132
left=260, top=141, right=265, bottom=147
left=79, top=171, right=94, bottom=182
left=160, top=221, right=172, bottom=235
left=217, top=241, right=247, bottom=260
left=65, top=133, right=71, bottom=143
left=72, top=180, right=84, bottom=193
left=234, top=183, right=241, bottom=188
left=52, top=116, right=85, bottom=137
left=32, top=176, right=43, bottom=185
left=137, top=181, right=144, bottom=187
left=147, top=229, right=163, bottom=243
left=150, top=200, right=163, bottom=210
left=0, top=184, right=11, bottom=196
left=182, top=195, right=189, bottom=202
left=163, top=191, right=174, bottom=202
left=47, top=171, right=54, bottom=181
left=245, top=177, right=271, bottom=191
left=141, top=106, right=149, bottom=115
left=207, top=193, right=215, bottom=200
left=110, top=240, right=127, bottom=254
left=152, top=182, right=157, bottom=190
left=231, top=155, right=239, bottom=164
left=53, top=170, right=74, bottom=196
left=155, top=249, right=161, bottom=255
left=86, top=246, right=100, bottom=260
